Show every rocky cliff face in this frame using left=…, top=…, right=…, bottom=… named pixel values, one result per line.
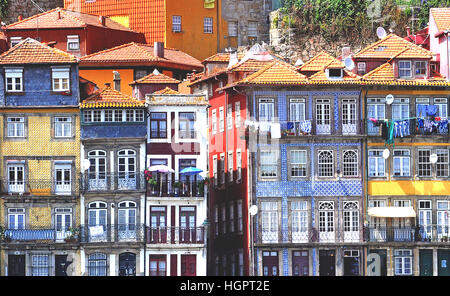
left=3, top=0, right=63, bottom=24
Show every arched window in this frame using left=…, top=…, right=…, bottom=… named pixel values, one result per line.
left=118, top=150, right=136, bottom=189
left=343, top=150, right=358, bottom=177
left=88, top=253, right=107, bottom=276
left=87, top=150, right=107, bottom=190
left=88, top=202, right=107, bottom=242
left=318, top=201, right=334, bottom=240
left=118, top=201, right=137, bottom=240
left=318, top=150, right=333, bottom=177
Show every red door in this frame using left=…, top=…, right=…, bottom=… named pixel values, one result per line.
left=180, top=206, right=196, bottom=243
left=292, top=251, right=309, bottom=276
left=150, top=206, right=166, bottom=243
left=181, top=254, right=196, bottom=276
left=262, top=251, right=279, bottom=276
left=149, top=255, right=166, bottom=276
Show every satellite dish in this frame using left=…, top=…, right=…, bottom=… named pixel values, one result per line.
left=376, top=27, right=387, bottom=39
left=385, top=94, right=394, bottom=105
left=382, top=149, right=390, bottom=159
left=81, top=159, right=91, bottom=172
left=152, top=69, right=160, bottom=75
left=249, top=205, right=258, bottom=216
left=430, top=154, right=438, bottom=164
left=344, top=57, right=355, bottom=71
left=294, top=59, right=304, bottom=67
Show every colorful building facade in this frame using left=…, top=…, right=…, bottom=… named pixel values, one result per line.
left=0, top=38, right=81, bottom=276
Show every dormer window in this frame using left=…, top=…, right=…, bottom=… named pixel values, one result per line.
left=398, top=61, right=412, bottom=78
left=414, top=61, right=427, bottom=76
left=357, top=62, right=366, bottom=75
left=327, top=68, right=343, bottom=79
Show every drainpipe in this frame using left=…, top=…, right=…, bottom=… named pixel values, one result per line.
left=362, top=87, right=369, bottom=276
left=216, top=0, right=220, bottom=53
left=143, top=104, right=151, bottom=276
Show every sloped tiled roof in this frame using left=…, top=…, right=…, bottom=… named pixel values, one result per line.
left=148, top=94, right=208, bottom=106
left=80, top=85, right=145, bottom=108
left=202, top=52, right=246, bottom=64
left=6, top=7, right=136, bottom=32
left=80, top=42, right=203, bottom=70
left=298, top=51, right=344, bottom=72
left=237, top=60, right=308, bottom=85
left=0, top=38, right=77, bottom=64
left=354, top=33, right=433, bottom=59
left=152, top=87, right=181, bottom=95
left=130, top=71, right=180, bottom=85
left=431, top=8, right=450, bottom=32
left=308, top=69, right=361, bottom=84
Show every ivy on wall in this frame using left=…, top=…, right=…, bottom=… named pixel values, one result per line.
left=0, top=0, right=8, bottom=20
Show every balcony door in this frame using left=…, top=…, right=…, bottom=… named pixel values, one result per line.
left=88, top=202, right=107, bottom=242
left=181, top=254, right=196, bottom=276
left=118, top=149, right=136, bottom=189
left=262, top=251, right=279, bottom=276
left=55, top=208, right=72, bottom=241
left=316, top=99, right=331, bottom=135
left=118, top=201, right=136, bottom=241
left=150, top=206, right=167, bottom=243
left=119, top=252, right=136, bottom=276
left=393, top=200, right=412, bottom=241
left=343, top=202, right=359, bottom=242
left=55, top=164, right=71, bottom=194
left=418, top=201, right=432, bottom=241
left=8, top=164, right=24, bottom=193
left=318, top=202, right=335, bottom=242
left=180, top=206, right=196, bottom=243
left=88, top=150, right=107, bottom=190
left=342, top=99, right=357, bottom=135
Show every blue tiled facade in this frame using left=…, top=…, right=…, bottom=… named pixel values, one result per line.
left=81, top=122, right=147, bottom=139
left=252, top=90, right=363, bottom=276
left=0, top=64, right=79, bottom=106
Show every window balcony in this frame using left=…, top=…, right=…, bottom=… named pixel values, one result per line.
left=367, top=120, right=449, bottom=137
left=79, top=172, right=146, bottom=192
left=146, top=179, right=207, bottom=198
left=0, top=226, right=80, bottom=243
left=366, top=225, right=450, bottom=243
left=256, top=228, right=362, bottom=244
left=0, top=178, right=78, bottom=196
left=146, top=226, right=205, bottom=245
left=79, top=224, right=145, bottom=243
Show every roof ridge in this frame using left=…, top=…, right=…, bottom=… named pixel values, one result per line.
left=5, top=7, right=61, bottom=29
left=298, top=50, right=332, bottom=70
left=59, top=8, right=87, bottom=27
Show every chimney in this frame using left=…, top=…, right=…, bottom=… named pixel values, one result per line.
left=406, top=26, right=411, bottom=36
left=113, top=71, right=121, bottom=91
left=57, top=10, right=61, bottom=19
left=18, top=15, right=23, bottom=22
left=154, top=42, right=164, bottom=58
left=99, top=15, right=106, bottom=26
left=341, top=47, right=351, bottom=59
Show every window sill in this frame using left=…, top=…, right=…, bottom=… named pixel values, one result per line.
left=5, top=91, right=25, bottom=95
left=51, top=91, right=71, bottom=96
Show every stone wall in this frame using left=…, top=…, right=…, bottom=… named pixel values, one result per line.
left=269, top=10, right=377, bottom=64
left=3, top=0, right=63, bottom=24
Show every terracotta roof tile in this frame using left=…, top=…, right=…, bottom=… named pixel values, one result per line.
left=148, top=94, right=208, bottom=106
left=431, top=8, right=450, bottom=32
left=354, top=33, right=433, bottom=59
left=6, top=7, right=136, bottom=32
left=202, top=52, right=246, bottom=64
left=308, top=68, right=361, bottom=83
left=0, top=38, right=78, bottom=64
left=130, top=71, right=180, bottom=85
left=298, top=51, right=343, bottom=72
left=152, top=87, right=181, bottom=95
left=238, top=60, right=308, bottom=85
left=80, top=85, right=145, bottom=108
left=79, top=42, right=203, bottom=70
left=228, top=58, right=273, bottom=72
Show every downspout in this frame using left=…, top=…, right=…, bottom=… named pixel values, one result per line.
left=143, top=103, right=150, bottom=276
left=216, top=0, right=220, bottom=53
left=362, top=87, right=369, bottom=276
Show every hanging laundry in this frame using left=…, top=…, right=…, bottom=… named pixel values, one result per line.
left=381, top=122, right=389, bottom=140
left=438, top=119, right=449, bottom=134
left=299, top=120, right=311, bottom=134
left=259, top=122, right=270, bottom=132
left=426, top=105, right=438, bottom=116
left=287, top=122, right=294, bottom=130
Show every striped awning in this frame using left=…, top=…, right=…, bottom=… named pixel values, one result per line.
left=367, top=207, right=416, bottom=218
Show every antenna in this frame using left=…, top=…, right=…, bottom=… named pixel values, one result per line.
left=376, top=27, right=387, bottom=39
left=385, top=94, right=394, bottom=105
left=344, top=57, right=355, bottom=71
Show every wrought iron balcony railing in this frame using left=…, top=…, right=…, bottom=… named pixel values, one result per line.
left=0, top=178, right=78, bottom=196
left=366, top=225, right=450, bottom=243
left=79, top=172, right=146, bottom=192
left=367, top=120, right=449, bottom=136
left=256, top=228, right=362, bottom=244
left=79, top=224, right=145, bottom=243
left=146, top=226, right=205, bottom=245
left=146, top=180, right=207, bottom=197
left=0, top=226, right=80, bottom=243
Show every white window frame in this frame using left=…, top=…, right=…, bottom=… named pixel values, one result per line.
left=394, top=249, right=413, bottom=275
left=220, top=153, right=225, bottom=185
left=227, top=104, right=233, bottom=130
left=258, top=98, right=275, bottom=122
left=235, top=102, right=241, bottom=128
left=393, top=149, right=410, bottom=177
left=260, top=150, right=278, bottom=178
left=55, top=163, right=72, bottom=194
left=418, top=149, right=432, bottom=177
left=213, top=155, right=218, bottom=186
left=392, top=98, right=410, bottom=121
left=8, top=208, right=25, bottom=229
left=7, top=117, right=25, bottom=137
left=261, top=201, right=278, bottom=243
left=398, top=61, right=412, bottom=78
left=318, top=150, right=333, bottom=177
left=237, top=200, right=243, bottom=233
left=10, top=37, right=22, bottom=47
left=31, top=254, right=50, bottom=276
left=414, top=60, right=427, bottom=77
left=236, top=149, right=242, bottom=182
left=219, top=107, right=224, bottom=132
left=5, top=68, right=23, bottom=92
left=204, top=17, right=213, bottom=34
left=172, top=15, right=182, bottom=32
left=316, top=99, right=331, bottom=135
left=52, top=67, right=70, bottom=92
left=290, top=150, right=307, bottom=177
left=228, top=202, right=235, bottom=233
left=67, top=35, right=80, bottom=51
left=318, top=201, right=335, bottom=242
left=368, top=150, right=385, bottom=177
left=437, top=149, right=450, bottom=178
left=211, top=109, right=217, bottom=134
left=54, top=116, right=72, bottom=138
left=342, top=150, right=358, bottom=177
left=228, top=151, right=234, bottom=183
left=357, top=62, right=366, bottom=75
left=228, top=21, right=238, bottom=37
left=289, top=98, right=305, bottom=122
left=291, top=201, right=308, bottom=243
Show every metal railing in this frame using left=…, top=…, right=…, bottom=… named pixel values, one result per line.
left=147, top=227, right=205, bottom=245
left=367, top=120, right=449, bottom=136
left=79, top=172, right=146, bottom=192
left=147, top=180, right=206, bottom=197
left=79, top=224, right=145, bottom=243
left=256, top=228, right=362, bottom=244
left=0, top=178, right=78, bottom=196
left=0, top=226, right=80, bottom=243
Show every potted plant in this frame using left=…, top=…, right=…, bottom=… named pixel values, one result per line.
left=173, top=181, right=182, bottom=196
left=149, top=178, right=158, bottom=195
left=64, top=227, right=80, bottom=243
left=0, top=228, right=10, bottom=243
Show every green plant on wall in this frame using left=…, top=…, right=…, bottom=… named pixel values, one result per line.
left=0, top=0, right=8, bottom=20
